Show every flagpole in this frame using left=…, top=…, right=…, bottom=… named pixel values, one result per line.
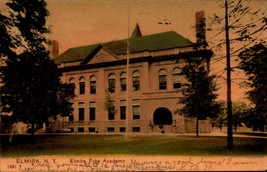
left=125, top=0, right=131, bottom=139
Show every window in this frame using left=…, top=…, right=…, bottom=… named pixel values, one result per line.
left=159, top=69, right=167, bottom=90
left=120, top=127, right=126, bottom=132
left=78, top=102, right=85, bottom=121
left=88, top=127, right=95, bottom=132
left=132, top=127, right=140, bottom=132
left=78, top=127, right=84, bottom=132
left=108, top=74, right=115, bottom=93
left=132, top=99, right=140, bottom=120
left=69, top=78, right=75, bottom=94
left=132, top=70, right=140, bottom=91
left=79, top=77, right=85, bottom=94
left=107, top=127, right=115, bottom=132
left=120, top=100, right=126, bottom=120
left=69, top=114, right=74, bottom=121
left=120, top=106, right=126, bottom=120
left=90, top=76, right=96, bottom=94
left=89, top=102, right=96, bottom=121
left=173, top=68, right=182, bottom=88
left=69, top=128, right=74, bottom=132
left=120, top=72, right=127, bottom=91
left=108, top=106, right=115, bottom=120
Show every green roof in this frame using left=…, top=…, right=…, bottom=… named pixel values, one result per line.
left=56, top=31, right=194, bottom=64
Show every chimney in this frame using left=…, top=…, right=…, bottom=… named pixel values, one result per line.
left=195, top=11, right=208, bottom=48
left=48, top=40, right=59, bottom=59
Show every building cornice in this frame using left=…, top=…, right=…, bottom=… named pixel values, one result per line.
left=59, top=49, right=213, bottom=72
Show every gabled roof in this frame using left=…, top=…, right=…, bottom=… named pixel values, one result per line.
left=80, top=45, right=120, bottom=65
left=55, top=30, right=194, bottom=64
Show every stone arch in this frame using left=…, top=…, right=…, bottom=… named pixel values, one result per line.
left=153, top=107, right=173, bottom=125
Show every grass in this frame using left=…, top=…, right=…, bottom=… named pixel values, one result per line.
left=233, top=132, right=267, bottom=137
left=1, top=134, right=266, bottom=157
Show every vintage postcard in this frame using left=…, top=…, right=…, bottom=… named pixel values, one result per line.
left=0, top=0, right=266, bottom=171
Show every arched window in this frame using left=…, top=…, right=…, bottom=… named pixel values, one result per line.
left=132, top=70, right=140, bottom=91
left=68, top=77, right=75, bottom=96
left=108, top=74, right=115, bottom=93
left=90, top=75, right=96, bottom=94
left=173, top=68, right=182, bottom=88
left=69, top=78, right=75, bottom=84
left=120, top=72, right=127, bottom=91
left=158, top=69, right=167, bottom=90
left=79, top=77, right=85, bottom=95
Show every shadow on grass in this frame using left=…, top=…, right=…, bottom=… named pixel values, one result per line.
left=1, top=134, right=266, bottom=157
left=233, top=132, right=267, bottom=137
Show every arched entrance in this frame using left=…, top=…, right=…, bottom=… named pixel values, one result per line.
left=153, top=107, right=173, bottom=125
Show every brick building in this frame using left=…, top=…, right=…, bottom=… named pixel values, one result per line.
left=52, top=24, right=213, bottom=134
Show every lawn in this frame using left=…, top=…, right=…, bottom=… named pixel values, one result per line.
left=1, top=134, right=266, bottom=157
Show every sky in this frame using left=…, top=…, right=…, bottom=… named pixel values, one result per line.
left=2, top=0, right=266, bottom=102
left=46, top=0, right=225, bottom=54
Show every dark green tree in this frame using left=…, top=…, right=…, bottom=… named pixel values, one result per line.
left=178, top=58, right=221, bottom=136
left=238, top=43, right=267, bottom=131
left=0, top=13, right=16, bottom=60
left=105, top=90, right=116, bottom=120
left=6, top=0, right=50, bottom=52
left=210, top=100, right=227, bottom=131
left=232, top=101, right=252, bottom=132
left=0, top=0, right=74, bottom=137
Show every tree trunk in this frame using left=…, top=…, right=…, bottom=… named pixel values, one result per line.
left=225, top=0, right=233, bottom=150
left=9, top=124, right=14, bottom=143
left=31, top=118, right=35, bottom=141
left=196, top=117, right=199, bottom=137
left=219, top=119, right=223, bottom=132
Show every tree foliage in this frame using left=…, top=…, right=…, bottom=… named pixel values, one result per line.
left=210, top=100, right=227, bottom=131
left=1, top=52, right=74, bottom=126
left=0, top=0, right=74, bottom=135
left=238, top=43, right=267, bottom=131
left=232, top=101, right=252, bottom=132
left=210, top=0, right=267, bottom=57
left=178, top=58, right=221, bottom=136
left=6, top=0, right=50, bottom=52
left=105, top=90, right=116, bottom=120
left=211, top=100, right=252, bottom=132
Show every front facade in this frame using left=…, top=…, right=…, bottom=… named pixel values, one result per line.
left=52, top=25, right=213, bottom=134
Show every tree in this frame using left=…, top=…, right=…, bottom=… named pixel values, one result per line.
left=0, top=0, right=74, bottom=137
left=105, top=90, right=116, bottom=120
left=178, top=58, right=221, bottom=136
left=209, top=0, right=267, bottom=150
left=6, top=0, right=50, bottom=52
left=1, top=52, right=74, bottom=135
left=232, top=101, right=252, bottom=132
left=0, top=13, right=16, bottom=60
left=238, top=43, right=267, bottom=131
left=210, top=101, right=227, bottom=131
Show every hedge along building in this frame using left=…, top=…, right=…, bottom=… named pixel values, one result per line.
left=52, top=13, right=213, bottom=134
